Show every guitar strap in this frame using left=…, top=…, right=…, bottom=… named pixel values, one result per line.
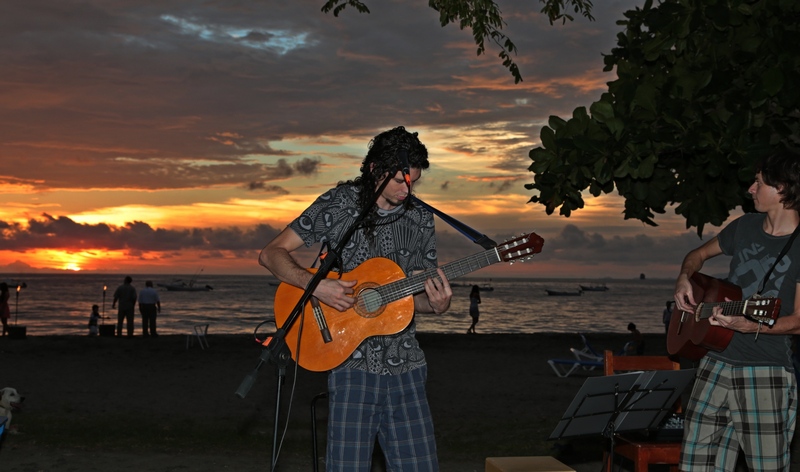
left=757, top=224, right=800, bottom=296
left=310, top=196, right=498, bottom=269
left=411, top=196, right=497, bottom=250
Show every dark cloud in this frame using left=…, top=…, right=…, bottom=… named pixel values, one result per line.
left=0, top=0, right=632, bottom=191
left=292, top=157, right=322, bottom=175
left=245, top=182, right=289, bottom=194
left=246, top=157, right=320, bottom=192
left=0, top=214, right=281, bottom=254
left=0, top=0, right=678, bottom=276
left=0, top=212, right=728, bottom=279
left=539, top=224, right=720, bottom=268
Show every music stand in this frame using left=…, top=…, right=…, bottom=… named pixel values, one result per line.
left=549, top=369, right=695, bottom=471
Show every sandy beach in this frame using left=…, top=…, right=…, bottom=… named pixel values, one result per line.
left=1, top=332, right=799, bottom=472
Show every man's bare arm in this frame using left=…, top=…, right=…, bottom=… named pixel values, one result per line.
left=259, top=228, right=356, bottom=311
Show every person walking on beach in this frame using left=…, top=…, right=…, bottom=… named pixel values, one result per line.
left=467, top=284, right=481, bottom=334
left=88, top=304, right=101, bottom=336
left=673, top=149, right=800, bottom=471
left=138, top=280, right=161, bottom=337
left=112, top=276, right=137, bottom=338
left=0, top=282, right=10, bottom=336
left=259, top=126, right=452, bottom=471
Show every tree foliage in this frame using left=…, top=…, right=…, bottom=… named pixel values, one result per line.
left=527, top=0, right=800, bottom=236
left=320, top=0, right=595, bottom=84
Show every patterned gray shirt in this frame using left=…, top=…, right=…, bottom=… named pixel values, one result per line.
left=288, top=185, right=438, bottom=374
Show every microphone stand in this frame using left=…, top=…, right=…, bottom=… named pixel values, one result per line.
left=236, top=172, right=396, bottom=472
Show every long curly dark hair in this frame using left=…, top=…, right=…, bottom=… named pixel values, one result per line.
left=339, top=126, right=430, bottom=213
left=756, top=148, right=800, bottom=211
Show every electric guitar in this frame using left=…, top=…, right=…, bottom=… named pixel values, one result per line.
left=666, top=272, right=781, bottom=360
left=272, top=232, right=544, bottom=371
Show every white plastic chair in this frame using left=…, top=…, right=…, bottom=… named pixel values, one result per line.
left=571, top=334, right=604, bottom=361
left=547, top=357, right=604, bottom=377
left=186, top=323, right=210, bottom=350
left=547, top=334, right=605, bottom=377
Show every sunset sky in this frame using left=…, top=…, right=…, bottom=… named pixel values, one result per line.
left=0, top=0, right=736, bottom=279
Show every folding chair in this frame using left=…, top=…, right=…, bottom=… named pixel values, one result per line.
left=186, top=323, right=210, bottom=350
left=548, top=357, right=604, bottom=378
left=602, top=350, right=682, bottom=472
left=548, top=334, right=607, bottom=377
left=572, top=333, right=604, bottom=361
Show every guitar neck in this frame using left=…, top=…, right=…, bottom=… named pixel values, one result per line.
left=377, top=248, right=501, bottom=304
left=697, top=300, right=754, bottom=320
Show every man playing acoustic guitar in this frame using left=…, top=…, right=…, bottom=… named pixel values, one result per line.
left=259, top=126, right=452, bottom=471
left=674, top=149, right=800, bottom=471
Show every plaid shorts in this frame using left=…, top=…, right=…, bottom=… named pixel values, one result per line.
left=681, top=357, right=797, bottom=471
left=326, top=366, right=438, bottom=472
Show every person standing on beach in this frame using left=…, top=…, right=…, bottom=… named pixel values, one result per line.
left=112, top=276, right=137, bottom=338
left=467, top=284, right=481, bottom=334
left=138, top=280, right=161, bottom=337
left=0, top=282, right=10, bottom=336
left=661, top=301, right=674, bottom=334
left=673, top=149, right=800, bottom=471
left=88, top=304, right=101, bottom=336
left=259, top=126, right=452, bottom=472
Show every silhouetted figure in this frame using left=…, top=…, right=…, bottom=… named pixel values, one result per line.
left=662, top=301, right=674, bottom=334
left=467, top=285, right=481, bottom=334
left=88, top=304, right=100, bottom=336
left=626, top=322, right=645, bottom=355
left=138, top=280, right=161, bottom=337
left=112, top=276, right=137, bottom=337
left=0, top=283, right=10, bottom=336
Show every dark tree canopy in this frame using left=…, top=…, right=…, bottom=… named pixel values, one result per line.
left=527, top=0, right=800, bottom=236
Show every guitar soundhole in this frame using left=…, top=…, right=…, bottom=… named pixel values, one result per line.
left=355, top=284, right=385, bottom=319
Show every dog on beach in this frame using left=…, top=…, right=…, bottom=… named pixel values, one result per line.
left=0, top=387, right=24, bottom=432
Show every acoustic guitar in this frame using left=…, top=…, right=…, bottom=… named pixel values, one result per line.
left=666, top=272, right=781, bottom=360
left=273, top=232, right=544, bottom=371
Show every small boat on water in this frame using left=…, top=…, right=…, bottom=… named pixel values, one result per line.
left=545, top=289, right=582, bottom=296
left=451, top=281, right=494, bottom=291
left=157, top=280, right=213, bottom=291
left=158, top=268, right=213, bottom=291
left=579, top=284, right=609, bottom=292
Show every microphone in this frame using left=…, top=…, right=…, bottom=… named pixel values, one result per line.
left=397, top=148, right=412, bottom=190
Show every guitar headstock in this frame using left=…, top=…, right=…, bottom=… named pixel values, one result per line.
left=745, top=297, right=781, bottom=325
left=497, top=232, right=544, bottom=264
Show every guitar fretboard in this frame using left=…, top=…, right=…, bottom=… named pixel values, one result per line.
left=697, top=298, right=777, bottom=323
left=375, top=247, right=501, bottom=305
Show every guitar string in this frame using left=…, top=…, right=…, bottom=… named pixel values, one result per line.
left=697, top=300, right=775, bottom=322
left=374, top=249, right=500, bottom=306
left=358, top=234, right=537, bottom=312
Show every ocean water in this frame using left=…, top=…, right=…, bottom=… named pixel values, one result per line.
left=0, top=273, right=675, bottom=337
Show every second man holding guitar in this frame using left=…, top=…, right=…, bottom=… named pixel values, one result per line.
left=259, top=126, right=452, bottom=472
left=673, top=149, right=800, bottom=472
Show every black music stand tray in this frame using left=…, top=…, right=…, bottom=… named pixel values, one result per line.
left=549, top=369, right=695, bottom=470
